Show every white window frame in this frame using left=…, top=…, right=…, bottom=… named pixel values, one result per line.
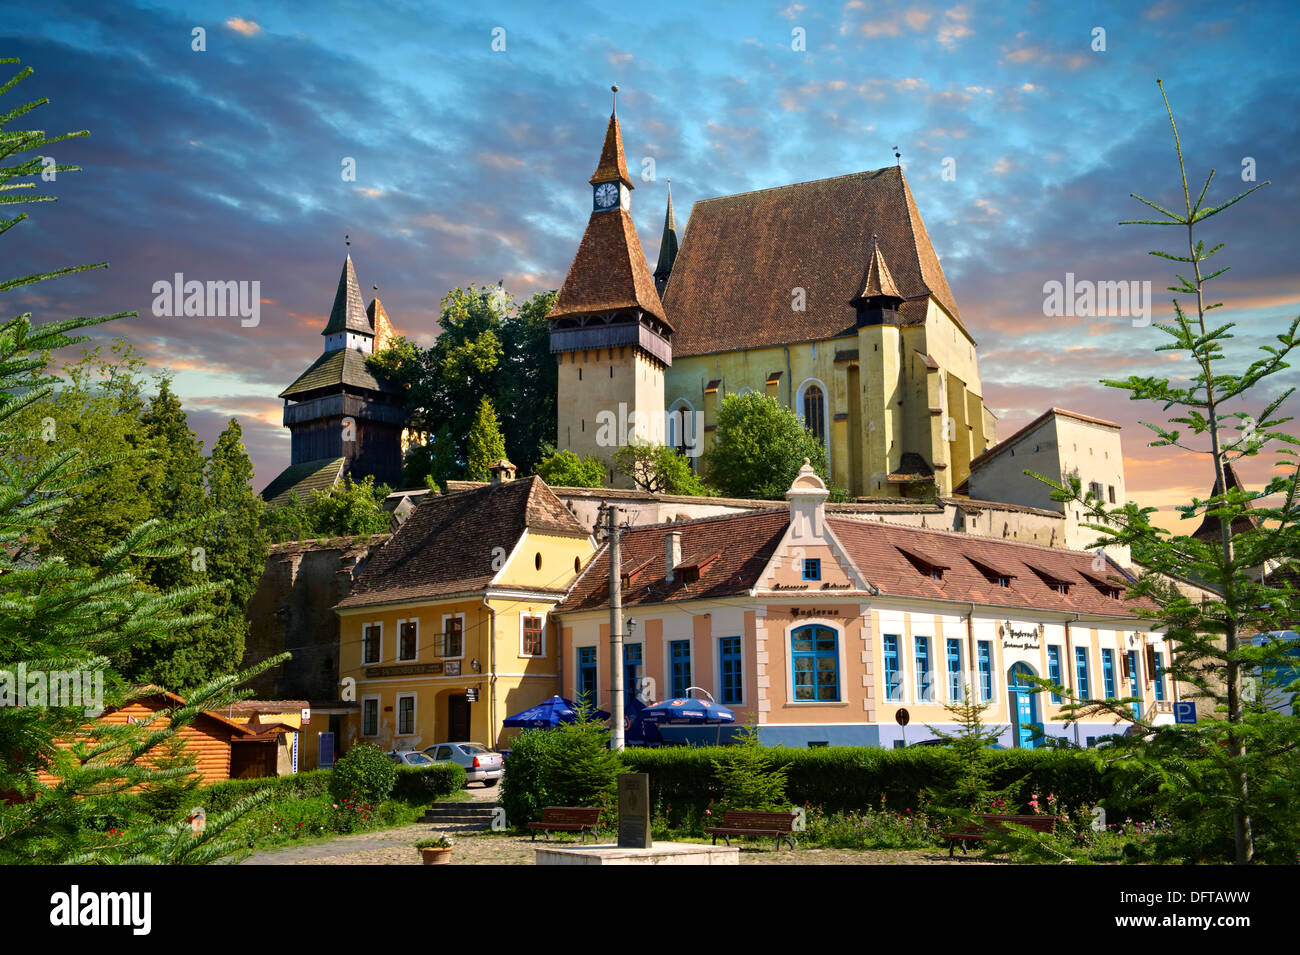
left=441, top=612, right=466, bottom=660
left=395, top=692, right=417, bottom=737
left=715, top=634, right=747, bottom=708
left=795, top=377, right=832, bottom=477
left=520, top=612, right=547, bottom=658
left=783, top=619, right=848, bottom=706
left=881, top=630, right=907, bottom=704
left=361, top=695, right=381, bottom=738
left=396, top=617, right=419, bottom=662
left=361, top=622, right=383, bottom=665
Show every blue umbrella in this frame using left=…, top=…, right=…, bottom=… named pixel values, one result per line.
left=502, top=695, right=609, bottom=728
left=639, top=697, right=736, bottom=724
left=623, top=697, right=662, bottom=745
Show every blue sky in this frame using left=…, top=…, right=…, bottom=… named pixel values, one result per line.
left=4, top=0, right=1297, bottom=519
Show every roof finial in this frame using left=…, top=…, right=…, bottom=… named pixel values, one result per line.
left=892, top=145, right=901, bottom=166
left=611, top=84, right=619, bottom=115
left=345, top=233, right=350, bottom=249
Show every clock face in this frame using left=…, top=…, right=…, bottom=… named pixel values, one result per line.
left=594, top=182, right=619, bottom=209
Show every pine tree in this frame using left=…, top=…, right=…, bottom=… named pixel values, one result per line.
left=0, top=57, right=283, bottom=864
left=1036, top=81, right=1300, bottom=863
left=925, top=686, right=1007, bottom=811
left=466, top=395, right=507, bottom=481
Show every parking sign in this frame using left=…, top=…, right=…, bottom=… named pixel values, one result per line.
left=1174, top=701, right=1197, bottom=724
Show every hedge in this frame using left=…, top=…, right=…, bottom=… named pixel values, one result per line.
left=171, top=763, right=464, bottom=815
left=392, top=762, right=466, bottom=801
left=621, top=746, right=1148, bottom=816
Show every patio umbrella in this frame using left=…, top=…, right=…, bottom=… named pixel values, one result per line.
left=638, top=697, right=736, bottom=724
left=501, top=695, right=609, bottom=728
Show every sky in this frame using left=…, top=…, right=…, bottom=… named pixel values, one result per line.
left=4, top=0, right=1297, bottom=530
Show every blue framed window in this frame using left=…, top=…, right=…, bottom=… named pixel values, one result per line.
left=802, top=558, right=821, bottom=581
left=1075, top=647, right=1091, bottom=700
left=1047, top=646, right=1063, bottom=703
left=577, top=647, right=598, bottom=705
left=670, top=640, right=692, bottom=697
left=624, top=643, right=643, bottom=699
left=719, top=637, right=743, bottom=705
left=1153, top=651, right=1166, bottom=701
left=1102, top=649, right=1116, bottom=698
left=915, top=636, right=932, bottom=701
left=792, top=625, right=840, bottom=702
left=946, top=639, right=963, bottom=701
left=1127, top=650, right=1142, bottom=716
left=883, top=633, right=903, bottom=702
left=978, top=641, right=993, bottom=702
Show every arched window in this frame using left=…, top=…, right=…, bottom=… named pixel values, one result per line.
left=802, top=383, right=826, bottom=447
left=667, top=399, right=697, bottom=466
left=791, top=624, right=839, bottom=702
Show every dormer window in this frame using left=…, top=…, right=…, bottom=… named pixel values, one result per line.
left=969, top=557, right=1017, bottom=590
left=1029, top=566, right=1073, bottom=596
left=897, top=546, right=949, bottom=582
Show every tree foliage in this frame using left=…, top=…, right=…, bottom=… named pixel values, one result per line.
left=614, top=442, right=712, bottom=495
left=703, top=391, right=832, bottom=499
left=534, top=446, right=606, bottom=488
left=261, top=473, right=392, bottom=544
left=466, top=394, right=508, bottom=481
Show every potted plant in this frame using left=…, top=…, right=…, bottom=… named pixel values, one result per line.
left=415, top=834, right=454, bottom=865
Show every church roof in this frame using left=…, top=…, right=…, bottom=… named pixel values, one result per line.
left=279, top=346, right=401, bottom=399
left=654, top=182, right=679, bottom=285
left=548, top=207, right=669, bottom=325
left=260, top=457, right=345, bottom=506
left=662, top=167, right=962, bottom=357
left=321, top=254, right=371, bottom=337
left=589, top=112, right=634, bottom=188
left=1192, top=461, right=1259, bottom=541
left=337, top=476, right=588, bottom=609
left=367, top=293, right=396, bottom=352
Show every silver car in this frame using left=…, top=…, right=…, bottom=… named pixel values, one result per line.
left=422, top=742, right=503, bottom=787
left=388, top=750, right=436, bottom=768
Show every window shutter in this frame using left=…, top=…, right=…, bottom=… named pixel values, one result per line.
left=1144, top=645, right=1156, bottom=677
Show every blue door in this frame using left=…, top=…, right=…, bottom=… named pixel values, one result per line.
left=1009, top=663, right=1042, bottom=749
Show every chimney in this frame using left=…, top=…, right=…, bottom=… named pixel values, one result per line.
left=488, top=458, right=517, bottom=484
left=666, top=530, right=682, bottom=582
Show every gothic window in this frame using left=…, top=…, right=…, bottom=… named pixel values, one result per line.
left=802, top=384, right=826, bottom=447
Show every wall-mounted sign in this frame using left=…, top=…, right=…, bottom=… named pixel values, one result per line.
left=772, top=583, right=809, bottom=591
left=466, top=688, right=478, bottom=703
left=366, top=662, right=443, bottom=678
left=999, top=621, right=1042, bottom=649
left=445, top=660, right=462, bottom=676
left=790, top=607, right=842, bottom=617
left=300, top=707, right=311, bottom=725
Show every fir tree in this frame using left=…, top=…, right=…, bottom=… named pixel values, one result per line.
left=466, top=394, right=507, bottom=481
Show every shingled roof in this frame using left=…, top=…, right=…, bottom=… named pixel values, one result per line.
left=260, top=456, right=344, bottom=505
left=337, top=476, right=589, bottom=610
left=1192, top=461, right=1259, bottom=542
left=321, top=254, right=371, bottom=337
left=851, top=235, right=903, bottom=305
left=279, top=347, right=401, bottom=400
left=558, top=508, right=1154, bottom=619
left=589, top=112, right=634, bottom=188
left=662, top=167, right=961, bottom=357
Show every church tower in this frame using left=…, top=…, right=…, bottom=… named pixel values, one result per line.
left=262, top=248, right=406, bottom=504
left=549, top=88, right=673, bottom=486
left=654, top=180, right=679, bottom=297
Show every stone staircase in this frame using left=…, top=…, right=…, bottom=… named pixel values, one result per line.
left=422, top=802, right=499, bottom=829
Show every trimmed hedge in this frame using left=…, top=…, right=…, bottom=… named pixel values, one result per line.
left=392, top=762, right=466, bottom=801
left=622, top=746, right=1143, bottom=816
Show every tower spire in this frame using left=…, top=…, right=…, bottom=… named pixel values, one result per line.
left=322, top=247, right=371, bottom=346
left=654, top=179, right=679, bottom=297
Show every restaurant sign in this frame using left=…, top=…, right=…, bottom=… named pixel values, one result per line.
left=999, top=622, right=1042, bottom=649
left=365, top=662, right=444, bottom=678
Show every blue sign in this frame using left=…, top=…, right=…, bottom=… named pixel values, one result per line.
left=1174, top=701, right=1197, bottom=724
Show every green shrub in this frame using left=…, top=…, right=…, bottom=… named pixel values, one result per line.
left=500, top=719, right=623, bottom=827
left=329, top=744, right=397, bottom=805
left=391, top=762, right=466, bottom=802
left=711, top=726, right=789, bottom=812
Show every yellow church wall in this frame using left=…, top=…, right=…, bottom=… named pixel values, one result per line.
left=556, top=346, right=666, bottom=487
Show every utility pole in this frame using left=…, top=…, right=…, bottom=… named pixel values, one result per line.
left=606, top=502, right=626, bottom=751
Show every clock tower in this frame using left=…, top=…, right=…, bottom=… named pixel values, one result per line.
left=549, top=87, right=673, bottom=486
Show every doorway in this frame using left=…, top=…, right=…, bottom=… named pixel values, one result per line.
left=1008, top=662, right=1043, bottom=749
left=447, top=693, right=470, bottom=741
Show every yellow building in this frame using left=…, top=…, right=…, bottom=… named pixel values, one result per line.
left=335, top=462, right=594, bottom=751
left=550, top=95, right=995, bottom=497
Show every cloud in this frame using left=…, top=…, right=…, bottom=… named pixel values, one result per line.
left=226, top=18, right=261, bottom=36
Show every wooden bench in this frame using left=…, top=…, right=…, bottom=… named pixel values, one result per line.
left=942, top=813, right=1057, bottom=857
left=704, top=810, right=798, bottom=850
left=526, top=807, right=602, bottom=843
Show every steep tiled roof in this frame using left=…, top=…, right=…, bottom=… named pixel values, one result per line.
left=654, top=182, right=679, bottom=289
left=338, top=477, right=588, bottom=609
left=558, top=510, right=790, bottom=612
left=1192, top=461, right=1259, bottom=541
left=279, top=347, right=400, bottom=399
left=589, top=112, right=634, bottom=187
left=367, top=294, right=396, bottom=352
left=260, top=457, right=345, bottom=505
left=547, top=208, right=669, bottom=325
left=321, top=254, right=371, bottom=336
left=827, top=518, right=1155, bottom=617
left=662, top=167, right=961, bottom=357
left=851, top=236, right=903, bottom=304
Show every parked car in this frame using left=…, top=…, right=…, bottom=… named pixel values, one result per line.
left=422, top=741, right=503, bottom=787
left=388, top=750, right=436, bottom=767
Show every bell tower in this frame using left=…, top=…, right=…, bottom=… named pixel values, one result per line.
left=549, top=87, right=673, bottom=486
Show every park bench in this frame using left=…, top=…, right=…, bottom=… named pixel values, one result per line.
left=527, top=807, right=602, bottom=843
left=942, top=813, right=1057, bottom=857
left=704, top=810, right=798, bottom=850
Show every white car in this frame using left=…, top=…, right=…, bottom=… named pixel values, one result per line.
left=388, top=750, right=436, bottom=768
left=422, top=742, right=503, bottom=787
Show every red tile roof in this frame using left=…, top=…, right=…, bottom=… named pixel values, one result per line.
left=589, top=112, right=634, bottom=188
left=547, top=208, right=669, bottom=325
left=662, top=167, right=961, bottom=358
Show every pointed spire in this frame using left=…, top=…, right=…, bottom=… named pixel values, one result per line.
left=1193, top=461, right=1259, bottom=541
left=851, top=234, right=903, bottom=306
left=322, top=251, right=371, bottom=337
left=367, top=284, right=396, bottom=353
left=589, top=85, right=634, bottom=189
left=654, top=179, right=679, bottom=297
